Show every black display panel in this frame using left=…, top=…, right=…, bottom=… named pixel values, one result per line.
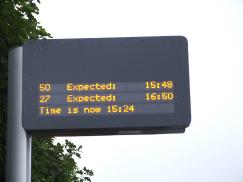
left=22, top=36, right=191, bottom=135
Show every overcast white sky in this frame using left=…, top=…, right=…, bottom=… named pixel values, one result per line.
left=38, top=1, right=243, bottom=181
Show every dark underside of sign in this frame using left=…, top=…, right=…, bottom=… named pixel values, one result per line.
left=27, top=126, right=186, bottom=136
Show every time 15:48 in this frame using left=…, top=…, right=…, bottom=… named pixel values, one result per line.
left=145, top=81, right=173, bottom=89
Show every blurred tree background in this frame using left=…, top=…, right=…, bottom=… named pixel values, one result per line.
left=0, top=0, right=93, bottom=181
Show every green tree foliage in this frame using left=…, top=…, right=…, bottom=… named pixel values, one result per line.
left=0, top=0, right=93, bottom=181
left=32, top=138, right=93, bottom=182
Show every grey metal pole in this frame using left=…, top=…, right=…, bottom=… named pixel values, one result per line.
left=6, top=47, right=32, bottom=182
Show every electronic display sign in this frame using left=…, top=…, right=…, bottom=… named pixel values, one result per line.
left=20, top=36, right=191, bottom=135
